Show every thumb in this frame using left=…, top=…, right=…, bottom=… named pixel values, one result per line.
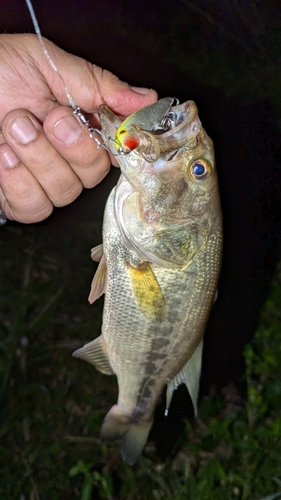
left=38, top=37, right=158, bottom=116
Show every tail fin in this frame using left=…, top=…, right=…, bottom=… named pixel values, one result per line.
left=100, top=405, right=153, bottom=465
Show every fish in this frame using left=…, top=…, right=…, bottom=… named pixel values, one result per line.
left=73, top=98, right=223, bottom=465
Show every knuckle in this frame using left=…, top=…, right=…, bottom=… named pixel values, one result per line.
left=53, top=181, right=83, bottom=207
left=76, top=149, right=111, bottom=189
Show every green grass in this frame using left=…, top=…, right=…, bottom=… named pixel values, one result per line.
left=0, top=222, right=281, bottom=499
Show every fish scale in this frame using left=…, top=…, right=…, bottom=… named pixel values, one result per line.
left=101, top=191, right=221, bottom=414
left=73, top=98, right=223, bottom=464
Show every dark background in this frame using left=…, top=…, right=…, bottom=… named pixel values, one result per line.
left=1, top=0, right=281, bottom=459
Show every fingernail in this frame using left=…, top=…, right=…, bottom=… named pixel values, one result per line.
left=11, top=117, right=37, bottom=144
left=130, top=86, right=151, bottom=95
left=0, top=146, right=20, bottom=167
left=54, top=116, right=83, bottom=145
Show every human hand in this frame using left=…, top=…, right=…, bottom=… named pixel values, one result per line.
left=0, top=34, right=157, bottom=223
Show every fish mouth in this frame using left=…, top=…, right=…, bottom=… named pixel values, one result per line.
left=136, top=100, right=201, bottom=163
left=154, top=100, right=199, bottom=136
left=98, top=99, right=201, bottom=163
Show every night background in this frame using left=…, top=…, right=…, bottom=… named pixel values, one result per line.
left=0, top=1, right=281, bottom=498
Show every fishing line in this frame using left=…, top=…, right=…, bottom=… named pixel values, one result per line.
left=25, top=0, right=76, bottom=109
left=24, top=0, right=126, bottom=156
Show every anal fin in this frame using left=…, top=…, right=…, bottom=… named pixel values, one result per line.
left=72, top=335, right=114, bottom=375
left=166, top=339, right=203, bottom=417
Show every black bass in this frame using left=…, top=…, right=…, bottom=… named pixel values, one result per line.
left=73, top=98, right=223, bottom=464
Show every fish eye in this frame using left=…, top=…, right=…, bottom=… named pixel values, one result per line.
left=190, top=159, right=212, bottom=180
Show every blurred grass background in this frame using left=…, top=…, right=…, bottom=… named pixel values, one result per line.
left=0, top=223, right=281, bottom=499
left=1, top=0, right=281, bottom=498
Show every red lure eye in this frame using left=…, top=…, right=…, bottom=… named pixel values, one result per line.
left=123, top=136, right=140, bottom=151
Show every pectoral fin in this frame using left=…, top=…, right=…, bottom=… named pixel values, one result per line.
left=127, top=262, right=165, bottom=321
left=72, top=335, right=114, bottom=375
left=166, top=339, right=203, bottom=417
left=88, top=254, right=107, bottom=304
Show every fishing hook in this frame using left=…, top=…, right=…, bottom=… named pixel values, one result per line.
left=72, top=106, right=130, bottom=157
